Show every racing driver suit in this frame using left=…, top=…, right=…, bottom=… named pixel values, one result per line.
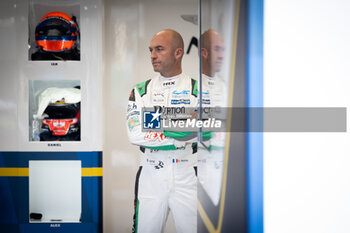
left=126, top=73, right=198, bottom=233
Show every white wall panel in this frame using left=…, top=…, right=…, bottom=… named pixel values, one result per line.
left=0, top=1, right=20, bottom=150
left=264, top=1, right=350, bottom=233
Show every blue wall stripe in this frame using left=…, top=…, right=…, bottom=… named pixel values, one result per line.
left=247, top=0, right=264, bottom=233
left=0, top=152, right=102, bottom=168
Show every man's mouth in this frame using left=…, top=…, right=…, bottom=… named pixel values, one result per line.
left=215, top=61, right=222, bottom=66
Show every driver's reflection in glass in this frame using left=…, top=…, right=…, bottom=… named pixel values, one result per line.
left=198, top=29, right=227, bottom=206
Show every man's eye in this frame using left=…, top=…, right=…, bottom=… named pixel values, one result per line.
left=215, top=46, right=224, bottom=52
left=156, top=47, right=163, bottom=52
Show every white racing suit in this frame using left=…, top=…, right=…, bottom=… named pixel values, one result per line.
left=126, top=73, right=198, bottom=233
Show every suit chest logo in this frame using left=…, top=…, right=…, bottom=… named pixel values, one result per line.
left=171, top=90, right=191, bottom=105
left=152, top=92, right=165, bottom=105
left=162, top=81, right=176, bottom=87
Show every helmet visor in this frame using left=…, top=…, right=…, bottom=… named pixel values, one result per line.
left=43, top=104, right=79, bottom=119
left=36, top=18, right=76, bottom=38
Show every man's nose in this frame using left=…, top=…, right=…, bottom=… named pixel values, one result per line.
left=150, top=50, right=157, bottom=59
left=218, top=51, right=224, bottom=59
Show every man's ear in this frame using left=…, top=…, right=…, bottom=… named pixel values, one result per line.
left=174, top=48, right=183, bottom=59
left=201, top=48, right=208, bottom=59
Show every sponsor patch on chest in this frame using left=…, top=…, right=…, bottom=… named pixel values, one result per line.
left=172, top=90, right=190, bottom=98
left=171, top=90, right=191, bottom=105
left=162, top=80, right=176, bottom=87
left=171, top=99, right=191, bottom=105
left=152, top=92, right=165, bottom=105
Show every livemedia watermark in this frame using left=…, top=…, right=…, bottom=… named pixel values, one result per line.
left=141, top=107, right=346, bottom=132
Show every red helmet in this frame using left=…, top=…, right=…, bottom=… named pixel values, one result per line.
left=42, top=103, right=80, bottom=136
left=35, top=12, right=78, bottom=52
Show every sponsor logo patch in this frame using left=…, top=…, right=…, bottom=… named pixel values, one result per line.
left=152, top=92, right=165, bottom=105
left=162, top=81, right=176, bottom=87
left=144, top=131, right=167, bottom=142
left=172, top=90, right=190, bottom=95
left=202, top=99, right=211, bottom=104
left=155, top=161, right=164, bottom=169
left=128, top=116, right=140, bottom=130
left=171, top=99, right=191, bottom=105
left=147, top=159, right=164, bottom=169
left=172, top=90, right=190, bottom=99
left=126, top=111, right=140, bottom=120
left=127, top=103, right=137, bottom=112
left=172, top=159, right=189, bottom=163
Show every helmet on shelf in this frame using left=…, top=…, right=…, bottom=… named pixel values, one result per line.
left=35, top=12, right=78, bottom=52
left=41, top=102, right=80, bottom=136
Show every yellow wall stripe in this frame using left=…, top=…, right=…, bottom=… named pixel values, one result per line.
left=0, top=168, right=29, bottom=176
left=81, top=167, right=103, bottom=177
left=0, top=167, right=103, bottom=177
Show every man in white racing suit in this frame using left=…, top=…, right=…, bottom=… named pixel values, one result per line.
left=126, top=29, right=198, bottom=233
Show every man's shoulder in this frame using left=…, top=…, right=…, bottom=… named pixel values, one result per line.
left=134, top=78, right=152, bottom=97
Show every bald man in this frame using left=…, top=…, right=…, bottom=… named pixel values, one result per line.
left=150, top=30, right=184, bottom=77
left=126, top=29, right=197, bottom=233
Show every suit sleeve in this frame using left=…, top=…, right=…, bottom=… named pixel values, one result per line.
left=126, top=87, right=183, bottom=150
